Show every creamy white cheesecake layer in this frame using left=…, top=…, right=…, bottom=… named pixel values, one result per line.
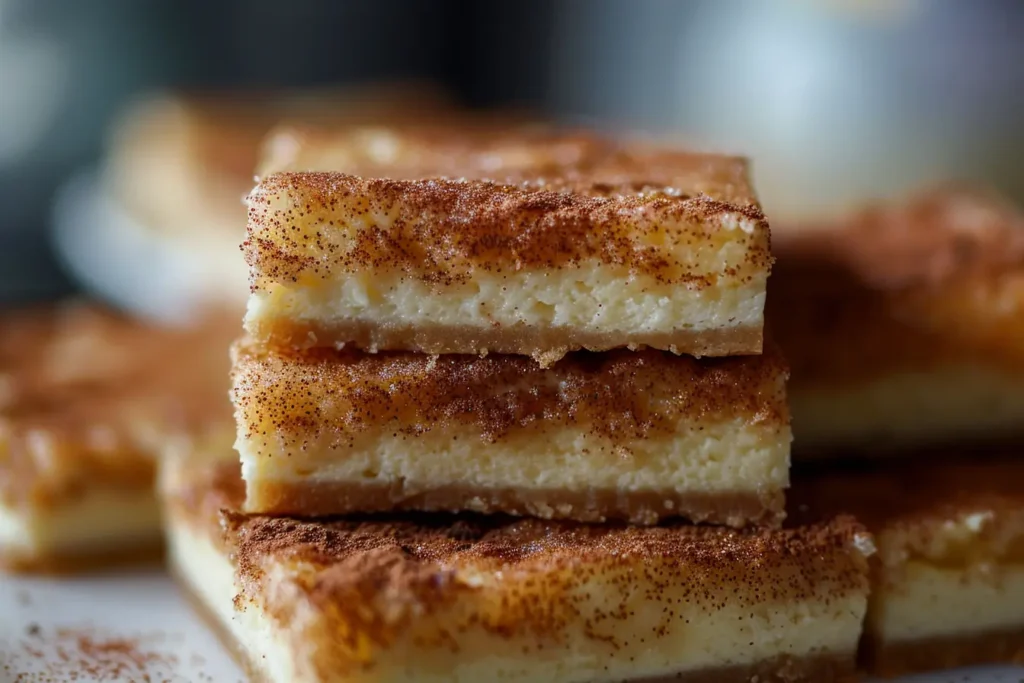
left=241, top=416, right=791, bottom=516
left=0, top=489, right=160, bottom=562
left=791, top=365, right=1024, bottom=451
left=245, top=265, right=766, bottom=347
left=868, top=561, right=1024, bottom=643
left=169, top=517, right=863, bottom=683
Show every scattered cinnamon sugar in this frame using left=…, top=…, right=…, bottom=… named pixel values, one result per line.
left=2, top=626, right=183, bottom=682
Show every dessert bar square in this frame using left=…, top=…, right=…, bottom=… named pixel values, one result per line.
left=244, top=127, right=772, bottom=365
left=163, top=455, right=870, bottom=683
left=769, top=185, right=1024, bottom=455
left=230, top=338, right=791, bottom=527
left=0, top=303, right=231, bottom=572
left=792, top=456, right=1024, bottom=676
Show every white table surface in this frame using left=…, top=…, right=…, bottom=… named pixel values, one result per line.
left=2, top=569, right=1022, bottom=683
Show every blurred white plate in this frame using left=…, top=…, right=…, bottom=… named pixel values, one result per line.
left=1, top=569, right=1021, bottom=682
left=51, top=171, right=246, bottom=324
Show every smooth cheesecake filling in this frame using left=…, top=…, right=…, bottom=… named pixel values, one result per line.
left=244, top=265, right=766, bottom=360
left=240, top=416, right=790, bottom=525
left=0, top=488, right=160, bottom=568
left=868, top=561, right=1024, bottom=644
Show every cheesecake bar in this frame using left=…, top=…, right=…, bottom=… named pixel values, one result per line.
left=792, top=456, right=1024, bottom=676
left=0, top=303, right=232, bottom=572
left=769, top=185, right=1024, bottom=455
left=230, top=338, right=791, bottom=527
left=244, top=128, right=772, bottom=364
left=162, top=454, right=870, bottom=683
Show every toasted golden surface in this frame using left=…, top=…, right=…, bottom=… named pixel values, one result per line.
left=244, top=128, right=769, bottom=290
left=230, top=338, right=789, bottom=449
left=0, top=303, right=233, bottom=507
left=770, top=185, right=1024, bottom=385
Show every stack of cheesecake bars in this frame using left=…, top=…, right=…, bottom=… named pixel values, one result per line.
left=2, top=117, right=1023, bottom=683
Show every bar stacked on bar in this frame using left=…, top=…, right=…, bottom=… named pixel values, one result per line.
left=772, top=185, right=1024, bottom=674
left=165, top=124, right=875, bottom=683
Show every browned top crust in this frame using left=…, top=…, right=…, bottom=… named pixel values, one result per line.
left=769, top=185, right=1024, bottom=384
left=230, top=337, right=789, bottom=451
left=790, top=456, right=1024, bottom=570
left=0, top=302, right=234, bottom=508
left=244, top=129, right=769, bottom=289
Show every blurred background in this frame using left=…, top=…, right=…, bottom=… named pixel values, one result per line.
left=3, top=0, right=1024, bottom=310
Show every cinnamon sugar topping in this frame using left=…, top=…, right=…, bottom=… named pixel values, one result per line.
left=230, top=338, right=789, bottom=449
left=244, top=128, right=769, bottom=290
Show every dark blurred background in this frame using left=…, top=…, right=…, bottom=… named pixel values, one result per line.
left=3, top=0, right=1024, bottom=304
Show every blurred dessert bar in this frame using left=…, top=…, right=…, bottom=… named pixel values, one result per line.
left=54, top=83, right=453, bottom=322
left=244, top=128, right=772, bottom=365
left=792, top=456, right=1024, bottom=676
left=230, top=339, right=791, bottom=527
left=0, top=303, right=231, bottom=572
left=162, top=453, right=870, bottom=683
left=769, top=186, right=1024, bottom=455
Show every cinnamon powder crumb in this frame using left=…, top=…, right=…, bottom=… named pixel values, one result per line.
left=3, top=625, right=191, bottom=682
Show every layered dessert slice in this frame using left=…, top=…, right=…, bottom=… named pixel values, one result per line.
left=162, top=453, right=871, bottom=683
left=244, top=128, right=772, bottom=365
left=792, top=456, right=1024, bottom=675
left=769, top=185, right=1024, bottom=455
left=230, top=338, right=791, bottom=527
left=0, top=303, right=231, bottom=572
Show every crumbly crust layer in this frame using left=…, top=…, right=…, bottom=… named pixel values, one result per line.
left=861, top=625, right=1024, bottom=677
left=230, top=339, right=788, bottom=447
left=0, top=303, right=234, bottom=509
left=246, top=318, right=763, bottom=366
left=244, top=479, right=785, bottom=527
left=770, top=185, right=1024, bottom=388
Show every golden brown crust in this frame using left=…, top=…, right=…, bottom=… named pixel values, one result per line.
left=247, top=317, right=764, bottom=366
left=244, top=478, right=785, bottom=528
left=769, top=184, right=1024, bottom=386
left=230, top=337, right=789, bottom=448
left=244, top=128, right=769, bottom=292
left=0, top=302, right=235, bottom=508
left=861, top=625, right=1024, bottom=677
left=790, top=456, right=1024, bottom=568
